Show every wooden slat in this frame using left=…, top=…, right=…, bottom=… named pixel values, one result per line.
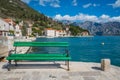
left=6, top=56, right=71, bottom=60
left=10, top=53, right=67, bottom=57
left=14, top=42, right=69, bottom=47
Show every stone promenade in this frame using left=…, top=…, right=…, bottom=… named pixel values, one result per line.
left=0, top=61, right=120, bottom=80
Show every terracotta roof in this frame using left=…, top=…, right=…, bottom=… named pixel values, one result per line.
left=45, top=28, right=54, bottom=30
left=4, top=18, right=16, bottom=26
left=4, top=18, right=12, bottom=23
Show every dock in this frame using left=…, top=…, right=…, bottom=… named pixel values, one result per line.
left=0, top=61, right=120, bottom=80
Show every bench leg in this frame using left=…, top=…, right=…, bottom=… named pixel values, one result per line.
left=15, top=60, right=17, bottom=66
left=8, top=60, right=11, bottom=71
left=66, top=60, right=70, bottom=71
left=65, top=61, right=67, bottom=65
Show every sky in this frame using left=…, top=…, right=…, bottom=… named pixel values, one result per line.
left=22, top=0, right=120, bottom=22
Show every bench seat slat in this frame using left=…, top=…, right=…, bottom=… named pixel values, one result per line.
left=10, top=53, right=67, bottom=57
left=7, top=56, right=71, bottom=60
left=14, top=42, right=69, bottom=47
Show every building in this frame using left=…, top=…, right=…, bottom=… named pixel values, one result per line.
left=25, top=21, right=33, bottom=36
left=81, top=31, right=89, bottom=36
left=44, top=28, right=68, bottom=37
left=3, top=18, right=15, bottom=37
left=14, top=24, right=22, bottom=37
left=0, top=18, right=10, bottom=36
left=44, top=28, right=55, bottom=37
left=57, top=30, right=66, bottom=37
left=4, top=18, right=14, bottom=31
left=55, top=30, right=59, bottom=37
left=27, top=28, right=32, bottom=36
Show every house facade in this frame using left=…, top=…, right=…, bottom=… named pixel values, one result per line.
left=44, top=28, right=55, bottom=37
left=4, top=18, right=14, bottom=31
left=44, top=28, right=69, bottom=37
left=0, top=18, right=10, bottom=36
left=14, top=24, right=22, bottom=37
left=56, top=30, right=66, bottom=37
left=4, top=18, right=23, bottom=37
left=81, top=31, right=89, bottom=36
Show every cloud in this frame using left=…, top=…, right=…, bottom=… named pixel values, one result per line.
left=54, top=13, right=120, bottom=22
left=83, top=3, right=92, bottom=8
left=39, top=0, right=46, bottom=6
left=39, top=0, right=60, bottom=7
left=83, top=3, right=100, bottom=8
left=108, top=0, right=120, bottom=8
left=54, top=13, right=98, bottom=22
left=72, top=0, right=77, bottom=6
left=21, top=0, right=32, bottom=4
left=50, top=0, right=60, bottom=7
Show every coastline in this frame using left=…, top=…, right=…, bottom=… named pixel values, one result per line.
left=37, top=35, right=94, bottom=38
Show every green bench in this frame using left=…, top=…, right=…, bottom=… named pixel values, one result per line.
left=6, top=42, right=71, bottom=71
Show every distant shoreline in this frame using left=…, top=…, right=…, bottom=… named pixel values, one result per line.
left=36, top=35, right=94, bottom=38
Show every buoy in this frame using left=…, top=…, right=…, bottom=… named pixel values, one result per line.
left=101, top=42, right=104, bottom=45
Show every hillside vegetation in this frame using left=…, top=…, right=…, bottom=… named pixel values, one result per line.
left=0, top=0, right=89, bottom=36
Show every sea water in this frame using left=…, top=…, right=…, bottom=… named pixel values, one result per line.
left=34, top=36, right=120, bottom=67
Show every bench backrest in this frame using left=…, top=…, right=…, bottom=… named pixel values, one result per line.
left=14, top=42, right=69, bottom=47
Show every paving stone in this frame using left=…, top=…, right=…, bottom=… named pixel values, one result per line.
left=70, top=76, right=83, bottom=80
left=0, top=71, right=3, bottom=76
left=32, top=71, right=40, bottom=75
left=69, top=71, right=101, bottom=77
left=83, top=77, right=96, bottom=80
left=49, top=75, right=57, bottom=78
left=68, top=72, right=80, bottom=76
left=22, top=75, right=31, bottom=80
left=5, top=78, right=21, bottom=80
left=79, top=71, right=101, bottom=76
left=62, top=75, right=69, bottom=79
left=31, top=75, right=41, bottom=80
left=0, top=62, right=120, bottom=80
left=4, top=71, right=14, bottom=75
left=0, top=75, right=8, bottom=80
left=14, top=71, right=26, bottom=74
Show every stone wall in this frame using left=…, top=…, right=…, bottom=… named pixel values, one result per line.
left=0, top=36, right=8, bottom=58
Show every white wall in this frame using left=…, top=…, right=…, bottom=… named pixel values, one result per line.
left=55, top=31, right=59, bottom=37
left=14, top=24, right=22, bottom=37
left=45, top=29, right=55, bottom=37
left=0, top=19, right=9, bottom=31
left=0, top=19, right=10, bottom=36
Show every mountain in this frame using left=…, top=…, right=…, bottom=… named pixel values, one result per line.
left=0, top=0, right=89, bottom=36
left=0, top=0, right=40, bottom=20
left=72, top=21, right=120, bottom=36
left=0, top=0, right=63, bottom=29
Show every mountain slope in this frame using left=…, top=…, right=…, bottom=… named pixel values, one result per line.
left=0, top=0, right=89, bottom=36
left=72, top=21, right=120, bottom=36
left=0, top=0, right=45, bottom=20
left=0, top=0, right=64, bottom=30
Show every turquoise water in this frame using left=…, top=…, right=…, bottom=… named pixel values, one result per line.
left=35, top=36, right=120, bottom=67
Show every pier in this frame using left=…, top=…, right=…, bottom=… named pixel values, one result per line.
left=0, top=61, right=120, bottom=80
